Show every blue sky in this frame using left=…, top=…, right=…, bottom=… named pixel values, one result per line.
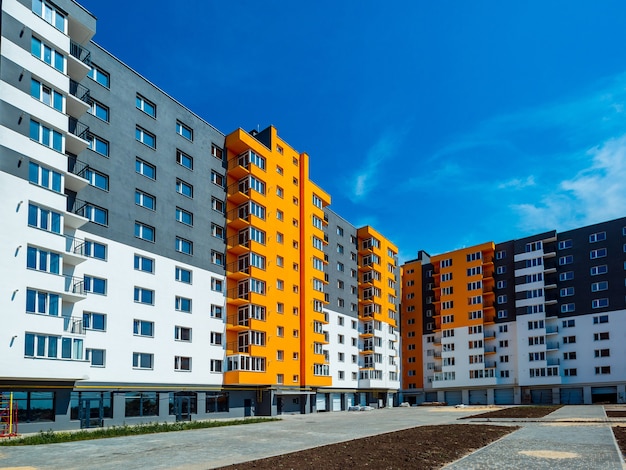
left=78, top=1, right=626, bottom=262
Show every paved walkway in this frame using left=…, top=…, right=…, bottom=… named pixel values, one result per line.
left=0, top=406, right=623, bottom=469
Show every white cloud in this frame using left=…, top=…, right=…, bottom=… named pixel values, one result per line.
left=498, top=175, right=536, bottom=190
left=512, top=135, right=626, bottom=232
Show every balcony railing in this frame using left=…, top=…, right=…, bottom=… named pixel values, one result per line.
left=64, top=317, right=85, bottom=335
left=67, top=197, right=88, bottom=216
left=69, top=79, right=90, bottom=103
left=68, top=117, right=89, bottom=141
left=67, top=155, right=89, bottom=178
left=70, top=40, right=91, bottom=65
left=64, top=275, right=85, bottom=295
left=65, top=234, right=85, bottom=255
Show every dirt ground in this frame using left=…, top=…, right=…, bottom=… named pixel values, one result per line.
left=216, top=424, right=516, bottom=470
left=606, top=410, right=626, bottom=418
left=613, top=426, right=626, bottom=459
left=460, top=405, right=562, bottom=419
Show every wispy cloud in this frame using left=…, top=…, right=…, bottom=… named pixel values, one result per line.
left=351, top=128, right=407, bottom=200
left=512, top=134, right=626, bottom=232
left=498, top=175, right=536, bottom=190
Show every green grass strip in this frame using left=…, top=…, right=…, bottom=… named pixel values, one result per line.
left=0, top=417, right=280, bottom=446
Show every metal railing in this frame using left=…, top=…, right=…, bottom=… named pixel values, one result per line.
left=65, top=234, right=85, bottom=255
left=67, top=155, right=89, bottom=178
left=69, top=79, right=90, bottom=103
left=64, top=317, right=85, bottom=334
left=64, top=275, right=85, bottom=295
left=70, top=40, right=91, bottom=65
left=68, top=117, right=89, bottom=141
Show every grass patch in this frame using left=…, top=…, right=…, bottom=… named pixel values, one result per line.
left=0, top=417, right=279, bottom=446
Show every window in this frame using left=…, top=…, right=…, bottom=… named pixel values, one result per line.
left=496, top=280, right=507, bottom=289
left=560, top=287, right=574, bottom=297
left=497, top=295, right=507, bottom=304
left=84, top=275, right=107, bottom=295
left=24, top=333, right=83, bottom=360
left=559, top=239, right=573, bottom=249
left=133, top=352, right=153, bottom=369
left=28, top=204, right=61, bottom=233
left=210, top=332, right=223, bottom=345
left=497, top=309, right=508, bottom=319
left=595, top=366, right=611, bottom=375
left=590, top=265, right=608, bottom=276
left=83, top=203, right=108, bottom=226
left=133, top=319, right=154, bottom=337
left=26, top=247, right=60, bottom=274
left=83, top=312, right=106, bottom=331
left=135, top=222, right=155, bottom=242
left=559, top=255, right=573, bottom=265
left=592, top=298, right=609, bottom=309
left=31, top=36, right=65, bottom=72
left=134, top=287, right=154, bottom=305
left=175, top=267, right=192, bottom=284
left=591, top=281, right=608, bottom=292
left=84, top=167, right=109, bottom=191
left=26, top=289, right=59, bottom=316
left=89, top=99, right=109, bottom=122
left=561, top=303, right=575, bottom=313
left=211, top=171, right=224, bottom=187
left=276, top=209, right=284, bottom=221
left=174, top=326, right=191, bottom=342
left=211, top=197, right=225, bottom=214
left=559, top=271, right=574, bottom=281
left=136, top=94, right=156, bottom=117
left=210, top=304, right=223, bottom=318
left=86, top=348, right=105, bottom=366
left=136, top=126, right=156, bottom=148
left=496, top=266, right=506, bottom=274
left=175, top=296, right=192, bottom=313
left=28, top=162, right=62, bottom=193
left=211, top=144, right=223, bottom=160
left=134, top=255, right=154, bottom=273
left=563, top=336, right=576, bottom=344
left=593, top=314, right=609, bottom=324
left=88, top=63, right=110, bottom=88
left=176, top=179, right=193, bottom=198
left=32, top=0, right=67, bottom=32
left=176, top=121, right=193, bottom=140
left=135, top=190, right=156, bottom=211
left=594, top=332, right=610, bottom=341
left=590, top=248, right=607, bottom=259
left=589, top=231, right=606, bottom=243
left=594, top=348, right=610, bottom=358
left=30, top=119, right=63, bottom=152
left=31, top=78, right=64, bottom=112
left=136, top=158, right=155, bottom=179
left=210, top=360, right=223, bottom=373
left=337, top=244, right=344, bottom=254
left=176, top=237, right=193, bottom=255
left=177, top=150, right=193, bottom=170
left=176, top=207, right=193, bottom=226
left=211, top=250, right=224, bottom=266
left=211, top=223, right=225, bottom=239
left=211, top=278, right=223, bottom=292
left=174, top=356, right=192, bottom=371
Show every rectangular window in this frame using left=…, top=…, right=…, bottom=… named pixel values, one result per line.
left=561, top=303, right=575, bottom=313
left=591, top=281, right=609, bottom=292
left=87, top=133, right=109, bottom=156
left=590, top=265, right=608, bottom=276
left=211, top=250, right=224, bottom=266
left=175, top=296, right=192, bottom=313
left=177, top=150, right=193, bottom=170
left=30, top=119, right=63, bottom=152
left=135, top=222, right=155, bottom=242
left=176, top=207, right=193, bottom=226
left=559, top=255, right=573, bottom=265
left=175, top=267, right=192, bottom=284
left=86, top=348, right=105, bottom=366
left=210, top=304, right=223, bottom=318
left=31, top=36, right=65, bottom=72
left=589, top=231, right=606, bottom=243
left=82, top=240, right=106, bottom=260
left=88, top=63, right=110, bottom=88
left=31, top=78, right=64, bottom=112
left=134, top=287, right=154, bottom=305
left=136, top=94, right=156, bottom=117
left=592, top=298, right=609, bottom=309
left=28, top=204, right=61, bottom=234
left=32, top=0, right=67, bottom=32
left=593, top=314, right=609, bottom=324
left=89, top=99, right=109, bottom=122
left=135, top=158, right=156, bottom=179
left=26, top=246, right=60, bottom=274
left=26, top=288, right=59, bottom=316
left=211, top=278, right=223, bottom=292
left=210, top=360, right=223, bottom=373
left=28, top=161, right=62, bottom=192
left=560, top=287, right=574, bottom=297
left=136, top=126, right=156, bottom=149
left=83, top=312, right=106, bottom=331
left=559, top=271, right=574, bottom=281
left=135, top=190, right=156, bottom=211
left=211, top=197, right=225, bottom=213
left=594, top=332, right=610, bottom=341
left=133, top=352, right=153, bottom=369
left=176, top=179, right=193, bottom=198
left=211, top=144, right=223, bottom=160
left=175, top=237, right=193, bottom=255
left=176, top=121, right=193, bottom=140
left=211, top=171, right=225, bottom=187
left=559, top=239, right=573, bottom=249
left=84, top=203, right=108, bottom=226
left=134, top=254, right=154, bottom=273
left=210, top=332, right=222, bottom=345
left=133, top=319, right=154, bottom=337
left=211, top=223, right=225, bottom=239
left=84, top=275, right=107, bottom=295
left=84, top=168, right=109, bottom=191
left=590, top=248, right=607, bottom=259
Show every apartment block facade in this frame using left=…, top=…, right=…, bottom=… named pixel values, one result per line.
left=401, top=217, right=626, bottom=406
left=0, top=0, right=400, bottom=432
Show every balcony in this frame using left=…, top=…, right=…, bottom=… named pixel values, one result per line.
left=66, top=117, right=89, bottom=154
left=226, top=180, right=251, bottom=205
left=484, top=346, right=497, bottom=354
left=485, top=361, right=497, bottom=369
left=67, top=40, right=91, bottom=79
left=63, top=316, right=85, bottom=335
left=484, top=331, right=496, bottom=340
left=546, top=342, right=560, bottom=350
left=67, top=79, right=90, bottom=116
left=62, top=275, right=86, bottom=302
left=65, top=155, right=89, bottom=192
left=63, top=235, right=87, bottom=266
left=547, top=358, right=560, bottom=366
left=546, top=326, right=559, bottom=335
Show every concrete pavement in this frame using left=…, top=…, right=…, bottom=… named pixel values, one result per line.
left=0, top=406, right=623, bottom=469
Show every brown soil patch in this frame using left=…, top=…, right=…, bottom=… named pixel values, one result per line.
left=613, top=425, right=626, bottom=458
left=606, top=411, right=626, bottom=418
left=460, top=405, right=562, bottom=420
left=216, top=424, right=517, bottom=470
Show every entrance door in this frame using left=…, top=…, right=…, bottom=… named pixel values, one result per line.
left=78, top=397, right=103, bottom=429
left=174, top=396, right=192, bottom=421
left=244, top=398, right=252, bottom=417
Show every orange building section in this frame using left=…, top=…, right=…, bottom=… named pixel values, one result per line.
left=400, top=260, right=424, bottom=390
left=430, top=242, right=496, bottom=334
left=223, top=126, right=330, bottom=389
